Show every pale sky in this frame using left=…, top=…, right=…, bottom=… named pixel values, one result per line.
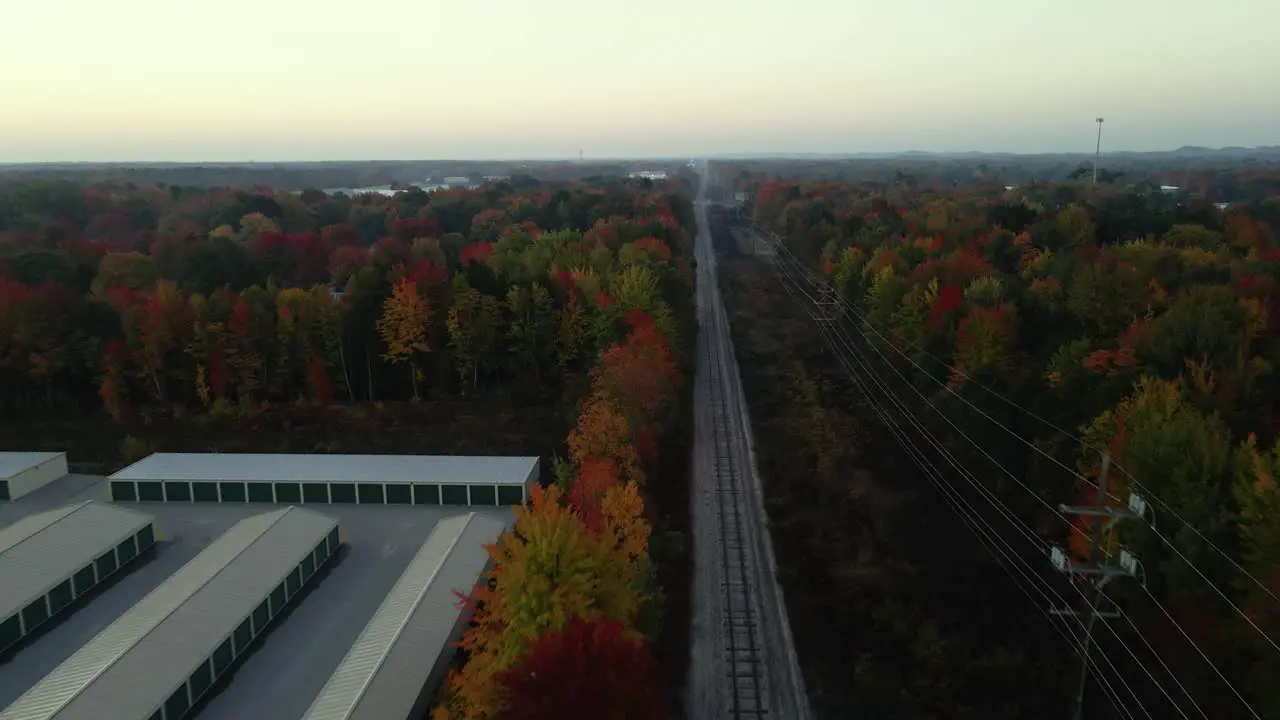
left=2, top=0, right=1276, bottom=162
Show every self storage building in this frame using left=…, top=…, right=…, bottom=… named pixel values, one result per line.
left=0, top=452, right=68, bottom=502
left=0, top=501, right=156, bottom=657
left=0, top=506, right=344, bottom=720
left=107, top=453, right=539, bottom=508
left=302, top=512, right=507, bottom=720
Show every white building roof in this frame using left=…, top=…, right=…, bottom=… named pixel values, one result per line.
left=0, top=507, right=338, bottom=720
left=0, top=502, right=154, bottom=622
left=109, top=453, right=539, bottom=487
left=302, top=513, right=506, bottom=720
left=0, top=453, right=63, bottom=479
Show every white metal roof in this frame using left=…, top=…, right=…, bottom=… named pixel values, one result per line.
left=0, top=506, right=339, bottom=720
left=0, top=453, right=64, bottom=480
left=302, top=513, right=505, bottom=720
left=108, top=453, right=539, bottom=486
left=0, top=501, right=154, bottom=621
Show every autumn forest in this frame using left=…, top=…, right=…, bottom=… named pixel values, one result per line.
left=0, top=172, right=695, bottom=718
left=715, top=158, right=1280, bottom=718
left=4, top=153, right=1280, bottom=718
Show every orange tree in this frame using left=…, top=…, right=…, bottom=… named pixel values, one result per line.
left=435, top=264, right=687, bottom=719
left=432, top=482, right=652, bottom=719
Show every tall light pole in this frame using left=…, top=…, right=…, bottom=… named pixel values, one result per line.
left=1093, top=118, right=1105, bottom=185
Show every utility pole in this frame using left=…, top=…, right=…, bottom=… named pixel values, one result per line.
left=1093, top=118, right=1105, bottom=185
left=815, top=281, right=838, bottom=324
left=1050, top=452, right=1148, bottom=720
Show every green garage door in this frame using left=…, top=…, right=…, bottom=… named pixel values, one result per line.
left=498, top=485, right=525, bottom=505
left=111, top=481, right=136, bottom=502
left=441, top=485, right=468, bottom=505
left=470, top=485, right=497, bottom=506
left=0, top=614, right=21, bottom=651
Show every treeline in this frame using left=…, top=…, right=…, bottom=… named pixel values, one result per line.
left=744, top=168, right=1280, bottom=717
left=715, top=155, right=1280, bottom=204
left=0, top=177, right=694, bottom=418
left=0, top=161, right=681, bottom=191
left=434, top=302, right=687, bottom=719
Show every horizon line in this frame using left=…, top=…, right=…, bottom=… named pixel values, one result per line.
left=3, top=144, right=1279, bottom=166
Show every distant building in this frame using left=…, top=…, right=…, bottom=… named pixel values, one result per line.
left=441, top=176, right=471, bottom=186
left=1160, top=185, right=1180, bottom=193
left=629, top=170, right=668, bottom=181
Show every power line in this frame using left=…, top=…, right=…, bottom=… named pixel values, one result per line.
left=784, top=257, right=1280, bottom=656
left=771, top=254, right=1161, bottom=718
left=763, top=227, right=1114, bottom=496
left=758, top=221, right=1280, bottom=620
left=772, top=246, right=1096, bottom=545
left=773, top=266, right=1148, bottom=718
left=1052, top=452, right=1147, bottom=720
left=763, top=226, right=1250, bottom=719
left=1140, top=584, right=1262, bottom=719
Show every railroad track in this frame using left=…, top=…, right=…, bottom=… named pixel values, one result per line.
left=704, top=297, right=769, bottom=717
left=688, top=170, right=811, bottom=720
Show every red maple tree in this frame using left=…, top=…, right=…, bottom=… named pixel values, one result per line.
left=459, top=241, right=494, bottom=266
left=568, top=458, right=621, bottom=533
left=495, top=615, right=665, bottom=720
left=929, top=283, right=963, bottom=330
left=307, top=357, right=333, bottom=406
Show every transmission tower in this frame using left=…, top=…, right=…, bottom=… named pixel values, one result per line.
left=1093, top=118, right=1105, bottom=185
left=1049, top=452, right=1149, bottom=720
left=816, top=281, right=838, bottom=324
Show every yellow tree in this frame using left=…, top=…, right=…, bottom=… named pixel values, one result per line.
left=90, top=251, right=158, bottom=298
left=435, top=484, right=646, bottom=719
left=1055, top=203, right=1096, bottom=247
left=275, top=287, right=319, bottom=401
left=377, top=278, right=430, bottom=400
left=599, top=480, right=651, bottom=573
left=567, top=395, right=643, bottom=485
left=136, top=280, right=193, bottom=404
left=186, top=293, right=213, bottom=407
left=1077, top=377, right=1235, bottom=590
left=237, top=212, right=279, bottom=240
